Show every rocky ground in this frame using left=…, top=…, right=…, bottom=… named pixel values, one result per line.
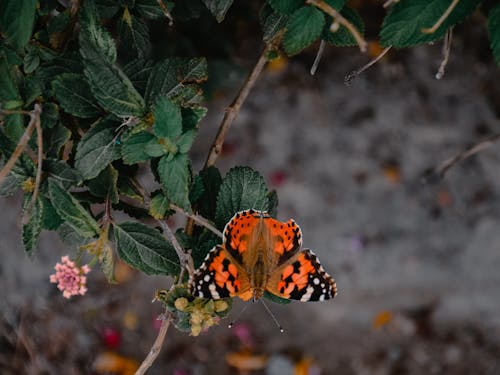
left=2, top=23, right=500, bottom=375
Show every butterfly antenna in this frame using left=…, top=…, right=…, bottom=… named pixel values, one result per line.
left=260, top=299, right=284, bottom=333
left=228, top=303, right=250, bottom=329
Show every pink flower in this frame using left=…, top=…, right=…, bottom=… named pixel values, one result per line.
left=49, top=256, right=91, bottom=298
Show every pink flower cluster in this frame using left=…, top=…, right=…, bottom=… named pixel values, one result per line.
left=49, top=256, right=90, bottom=298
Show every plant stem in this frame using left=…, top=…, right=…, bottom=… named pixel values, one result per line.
left=0, top=105, right=42, bottom=186
left=134, top=314, right=172, bottom=375
left=159, top=220, right=194, bottom=280
left=306, top=0, right=367, bottom=52
left=170, top=204, right=223, bottom=238
left=421, top=0, right=460, bottom=34
left=424, top=133, right=500, bottom=181
left=204, top=38, right=278, bottom=168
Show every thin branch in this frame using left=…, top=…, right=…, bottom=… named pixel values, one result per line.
left=170, top=204, right=223, bottom=238
left=344, top=47, right=392, bottom=86
left=421, top=0, right=460, bottom=34
left=306, top=0, right=367, bottom=52
left=383, top=0, right=399, bottom=8
left=134, top=314, right=172, bottom=375
left=204, top=36, right=281, bottom=168
left=25, top=104, right=43, bottom=219
left=435, top=28, right=453, bottom=80
left=310, top=40, right=327, bottom=76
left=157, top=0, right=174, bottom=26
left=0, top=105, right=42, bottom=185
left=424, top=133, right=500, bottom=181
left=159, top=220, right=195, bottom=280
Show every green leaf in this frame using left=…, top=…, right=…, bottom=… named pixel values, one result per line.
left=52, top=73, right=101, bottom=118
left=100, top=242, right=115, bottom=283
left=23, top=45, right=39, bottom=74
left=260, top=4, right=289, bottom=43
left=202, top=0, right=234, bottom=22
left=0, top=0, right=37, bottom=50
left=283, top=6, right=325, bottom=55
left=22, top=76, right=43, bottom=106
left=158, top=153, right=191, bottom=211
left=48, top=178, right=100, bottom=238
left=153, top=97, right=182, bottom=139
left=267, top=189, right=279, bottom=218
left=40, top=195, right=63, bottom=230
left=135, top=0, right=167, bottom=19
left=87, top=165, right=119, bottom=203
left=0, top=52, right=21, bottom=106
left=149, top=190, right=170, bottom=219
left=117, top=175, right=143, bottom=202
left=144, top=58, right=208, bottom=106
left=182, top=106, right=207, bottom=132
left=43, top=159, right=83, bottom=189
left=44, top=122, right=71, bottom=158
left=264, top=290, right=292, bottom=304
left=488, top=4, right=500, bottom=65
left=322, top=6, right=364, bottom=47
left=79, top=0, right=117, bottom=64
left=189, top=175, right=205, bottom=206
left=22, top=197, right=43, bottom=256
left=114, top=221, right=180, bottom=275
left=198, top=166, right=222, bottom=221
left=177, top=130, right=197, bottom=154
left=215, top=166, right=269, bottom=228
left=121, top=131, right=155, bottom=164
left=268, top=0, right=302, bottom=15
left=0, top=173, right=22, bottom=197
left=145, top=139, right=167, bottom=157
left=84, top=61, right=146, bottom=117
left=57, top=222, right=92, bottom=246
left=118, top=13, right=150, bottom=58
left=380, top=0, right=482, bottom=48
left=123, top=58, right=154, bottom=95
left=75, top=119, right=121, bottom=180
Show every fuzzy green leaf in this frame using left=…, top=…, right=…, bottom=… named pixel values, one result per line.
left=87, top=165, right=119, bottom=203
left=202, top=0, right=234, bottom=22
left=40, top=195, right=63, bottom=230
left=0, top=0, right=36, bottom=50
left=23, top=45, right=39, bottom=74
left=57, top=222, right=93, bottom=246
left=198, top=166, right=222, bottom=221
left=488, top=4, right=500, bottom=65
left=268, top=0, right=302, bottom=15
left=44, top=123, right=71, bottom=158
left=158, top=153, right=191, bottom=211
left=283, top=6, right=325, bottom=55
left=177, top=130, right=197, bottom=154
left=380, top=0, right=481, bottom=48
left=215, top=166, right=269, bottom=228
left=22, top=197, right=43, bottom=256
left=121, top=131, right=155, bottom=164
left=43, top=159, right=83, bottom=189
left=79, top=0, right=117, bottom=63
left=100, top=243, right=116, bottom=283
left=135, top=0, right=167, bottom=19
left=84, top=61, right=146, bottom=117
left=118, top=14, right=150, bottom=58
left=260, top=4, right=289, bottom=43
left=123, top=58, right=154, bottom=95
left=48, top=178, right=100, bottom=238
left=0, top=53, right=21, bottom=107
left=322, top=6, right=364, bottom=47
left=75, top=119, right=121, bottom=180
left=182, top=106, right=207, bottom=132
left=145, top=58, right=208, bottom=105
left=264, top=291, right=292, bottom=304
left=149, top=190, right=170, bottom=219
left=114, top=221, right=180, bottom=275
left=52, top=73, right=101, bottom=118
left=153, top=97, right=182, bottom=139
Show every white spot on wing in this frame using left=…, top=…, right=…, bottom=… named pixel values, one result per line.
left=208, top=283, right=220, bottom=299
left=300, top=286, right=315, bottom=301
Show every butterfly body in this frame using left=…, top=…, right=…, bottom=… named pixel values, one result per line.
left=190, top=209, right=337, bottom=302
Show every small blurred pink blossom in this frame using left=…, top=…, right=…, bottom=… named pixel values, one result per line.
left=49, top=256, right=91, bottom=298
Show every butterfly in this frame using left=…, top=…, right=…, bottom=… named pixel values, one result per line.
left=190, top=209, right=337, bottom=302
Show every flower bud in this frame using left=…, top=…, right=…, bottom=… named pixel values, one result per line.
left=174, top=297, right=189, bottom=311
left=214, top=300, right=229, bottom=312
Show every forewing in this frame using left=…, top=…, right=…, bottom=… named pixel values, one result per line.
left=265, top=217, right=303, bottom=265
left=266, top=249, right=337, bottom=302
left=222, top=209, right=262, bottom=263
left=190, top=245, right=251, bottom=300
